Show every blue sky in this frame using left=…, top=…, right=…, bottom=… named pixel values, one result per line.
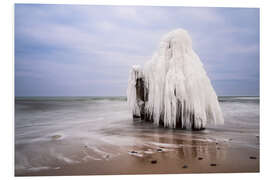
left=15, top=4, right=259, bottom=96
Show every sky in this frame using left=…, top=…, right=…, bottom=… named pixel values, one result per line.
left=15, top=4, right=260, bottom=96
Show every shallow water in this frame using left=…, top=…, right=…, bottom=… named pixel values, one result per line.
left=15, top=96, right=259, bottom=174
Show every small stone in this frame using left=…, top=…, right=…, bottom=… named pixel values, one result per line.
left=182, top=165, right=188, bottom=168
left=131, top=151, right=137, bottom=153
left=151, top=160, right=157, bottom=164
left=157, top=148, right=163, bottom=152
left=249, top=156, right=257, bottom=159
left=210, top=163, right=217, bottom=166
left=217, top=147, right=220, bottom=150
left=198, top=157, right=203, bottom=160
left=216, top=142, right=218, bottom=145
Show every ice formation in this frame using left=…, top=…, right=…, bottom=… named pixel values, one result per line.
left=127, top=29, right=224, bottom=130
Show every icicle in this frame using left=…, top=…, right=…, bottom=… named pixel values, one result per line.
left=127, top=65, right=143, bottom=117
left=127, top=29, right=224, bottom=130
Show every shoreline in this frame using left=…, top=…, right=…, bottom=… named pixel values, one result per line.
left=15, top=96, right=260, bottom=176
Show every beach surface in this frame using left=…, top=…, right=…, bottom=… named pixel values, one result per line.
left=15, top=96, right=259, bottom=176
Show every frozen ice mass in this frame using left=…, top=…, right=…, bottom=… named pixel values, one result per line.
left=127, top=29, right=224, bottom=130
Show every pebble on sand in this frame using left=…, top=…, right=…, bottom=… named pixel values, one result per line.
left=198, top=157, right=203, bottom=160
left=182, top=165, right=188, bottom=168
left=157, top=148, right=163, bottom=152
left=151, top=160, right=157, bottom=164
left=210, top=163, right=217, bottom=166
left=249, top=156, right=257, bottom=159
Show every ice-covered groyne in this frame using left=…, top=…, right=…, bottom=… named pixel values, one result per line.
left=127, top=29, right=224, bottom=130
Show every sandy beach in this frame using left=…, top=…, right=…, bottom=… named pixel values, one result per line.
left=15, top=96, right=259, bottom=176
left=16, top=137, right=259, bottom=176
left=16, top=123, right=259, bottom=176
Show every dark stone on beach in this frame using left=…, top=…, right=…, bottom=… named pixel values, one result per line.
left=131, top=151, right=137, bottom=154
left=217, top=147, right=220, bottom=150
left=198, top=157, right=203, bottom=160
left=151, top=160, right=157, bottom=164
left=157, top=148, right=163, bottom=152
left=210, top=163, right=217, bottom=166
left=105, top=154, right=110, bottom=159
left=216, top=142, right=218, bottom=145
left=182, top=165, right=188, bottom=168
left=249, top=156, right=257, bottom=159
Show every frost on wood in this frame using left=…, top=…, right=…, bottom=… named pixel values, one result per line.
left=127, top=65, right=144, bottom=118
left=127, top=29, right=224, bottom=130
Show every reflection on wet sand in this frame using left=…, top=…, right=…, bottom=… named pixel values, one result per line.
left=125, top=127, right=228, bottom=164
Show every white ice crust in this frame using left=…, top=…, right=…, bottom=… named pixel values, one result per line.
left=127, top=29, right=224, bottom=129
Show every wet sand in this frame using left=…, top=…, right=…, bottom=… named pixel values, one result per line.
left=16, top=131, right=259, bottom=176
left=15, top=97, right=259, bottom=176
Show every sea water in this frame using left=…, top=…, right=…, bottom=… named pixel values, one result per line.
left=15, top=96, right=259, bottom=174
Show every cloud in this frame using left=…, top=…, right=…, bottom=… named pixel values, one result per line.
left=15, top=5, right=259, bottom=96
